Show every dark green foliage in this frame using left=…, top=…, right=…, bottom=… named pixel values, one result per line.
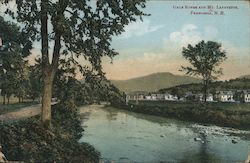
left=0, top=16, right=31, bottom=57
left=53, top=59, right=125, bottom=106
left=181, top=40, right=226, bottom=79
left=0, top=102, right=100, bottom=162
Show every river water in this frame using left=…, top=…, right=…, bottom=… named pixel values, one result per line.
left=79, top=105, right=250, bottom=163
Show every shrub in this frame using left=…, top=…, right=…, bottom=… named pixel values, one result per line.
left=0, top=102, right=100, bottom=162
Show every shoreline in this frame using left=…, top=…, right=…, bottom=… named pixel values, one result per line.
left=112, top=101, right=250, bottom=130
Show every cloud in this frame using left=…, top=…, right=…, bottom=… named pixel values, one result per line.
left=104, top=24, right=249, bottom=80
left=166, top=24, right=218, bottom=47
left=118, top=19, right=163, bottom=39
left=204, top=26, right=218, bottom=40
left=163, top=25, right=250, bottom=80
left=104, top=24, right=222, bottom=80
left=219, top=41, right=250, bottom=79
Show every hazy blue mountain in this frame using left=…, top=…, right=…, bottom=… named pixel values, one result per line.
left=112, top=72, right=201, bottom=93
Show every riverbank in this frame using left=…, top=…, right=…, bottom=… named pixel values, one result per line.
left=113, top=100, right=250, bottom=130
left=0, top=102, right=99, bottom=162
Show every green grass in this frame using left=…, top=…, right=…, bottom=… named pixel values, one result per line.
left=208, top=102, right=250, bottom=111
left=0, top=102, right=37, bottom=114
left=121, top=100, right=250, bottom=129
left=131, top=100, right=250, bottom=111
left=0, top=95, right=35, bottom=114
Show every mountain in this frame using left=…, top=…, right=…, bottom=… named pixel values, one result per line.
left=239, top=74, right=250, bottom=79
left=159, top=76, right=250, bottom=95
left=111, top=72, right=201, bottom=93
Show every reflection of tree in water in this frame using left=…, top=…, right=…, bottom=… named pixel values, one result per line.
left=105, top=108, right=118, bottom=121
left=180, top=132, right=222, bottom=163
left=79, top=111, right=91, bottom=123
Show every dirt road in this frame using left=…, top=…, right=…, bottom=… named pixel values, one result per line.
left=0, top=102, right=57, bottom=121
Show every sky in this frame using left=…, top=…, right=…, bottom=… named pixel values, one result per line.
left=1, top=0, right=250, bottom=81
left=101, top=0, right=250, bottom=80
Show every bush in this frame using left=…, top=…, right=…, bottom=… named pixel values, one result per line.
left=0, top=101, right=100, bottom=162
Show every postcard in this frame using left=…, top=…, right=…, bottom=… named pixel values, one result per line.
left=0, top=0, right=249, bottom=162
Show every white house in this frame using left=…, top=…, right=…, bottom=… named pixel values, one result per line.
left=0, top=37, right=2, bottom=47
left=138, top=95, right=144, bottom=100
left=243, top=90, right=250, bottom=103
left=197, top=93, right=214, bottom=102
left=164, top=94, right=178, bottom=101
left=151, top=94, right=157, bottom=100
left=145, top=96, right=152, bottom=100
left=184, top=92, right=196, bottom=101
left=216, top=91, right=235, bottom=102
left=125, top=95, right=130, bottom=104
left=156, top=94, right=165, bottom=100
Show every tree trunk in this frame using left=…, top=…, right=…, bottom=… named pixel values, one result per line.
left=40, top=0, right=63, bottom=128
left=2, top=95, right=5, bottom=105
left=41, top=70, right=54, bottom=128
left=7, top=96, right=10, bottom=105
left=41, top=0, right=51, bottom=127
left=204, top=83, right=207, bottom=103
left=18, top=96, right=21, bottom=103
left=203, top=80, right=208, bottom=105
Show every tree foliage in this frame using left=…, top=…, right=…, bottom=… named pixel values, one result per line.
left=3, top=0, right=148, bottom=125
left=4, top=0, right=148, bottom=71
left=181, top=40, right=227, bottom=103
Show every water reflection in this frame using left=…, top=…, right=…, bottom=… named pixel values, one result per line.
left=106, top=110, right=118, bottom=121
left=180, top=133, right=222, bottom=163
left=79, top=105, right=250, bottom=162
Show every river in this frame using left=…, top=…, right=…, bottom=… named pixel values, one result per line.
left=79, top=105, right=250, bottom=163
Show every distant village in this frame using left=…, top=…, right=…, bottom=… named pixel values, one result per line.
left=126, top=90, right=250, bottom=103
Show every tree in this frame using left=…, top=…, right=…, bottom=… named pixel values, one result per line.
left=15, top=60, right=30, bottom=103
left=0, top=44, right=29, bottom=104
left=0, top=16, right=31, bottom=104
left=181, top=40, right=227, bottom=103
left=170, top=87, right=185, bottom=100
left=27, top=60, right=42, bottom=102
left=3, top=0, right=148, bottom=127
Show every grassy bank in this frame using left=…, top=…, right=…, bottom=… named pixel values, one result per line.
left=0, top=102, right=37, bottom=114
left=114, top=100, right=250, bottom=130
left=0, top=101, right=99, bottom=162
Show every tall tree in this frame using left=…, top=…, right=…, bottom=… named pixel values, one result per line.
left=3, top=0, right=148, bottom=127
left=181, top=40, right=227, bottom=103
left=0, top=16, right=31, bottom=104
